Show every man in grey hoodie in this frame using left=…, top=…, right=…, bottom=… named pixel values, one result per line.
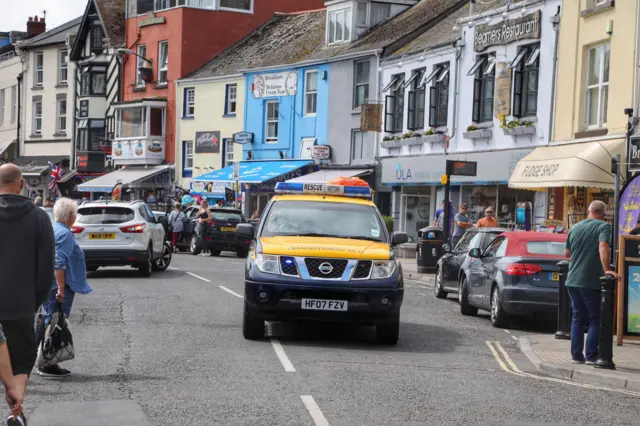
left=0, top=164, right=54, bottom=423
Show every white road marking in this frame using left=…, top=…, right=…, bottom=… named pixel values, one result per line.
left=168, top=266, right=179, bottom=270
left=511, top=335, right=518, bottom=341
left=486, top=341, right=640, bottom=396
left=218, top=285, right=243, bottom=299
left=503, top=330, right=511, bottom=334
left=300, top=395, right=330, bottom=426
left=186, top=272, right=211, bottom=282
left=271, top=338, right=296, bottom=372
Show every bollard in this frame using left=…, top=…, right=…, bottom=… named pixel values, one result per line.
left=554, top=261, right=571, bottom=340
left=594, top=273, right=616, bottom=370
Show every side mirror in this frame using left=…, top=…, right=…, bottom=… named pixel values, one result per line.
left=442, top=242, right=451, bottom=253
left=236, top=223, right=255, bottom=239
left=391, top=232, right=408, bottom=246
left=157, top=215, right=168, bottom=226
left=468, top=248, right=482, bottom=258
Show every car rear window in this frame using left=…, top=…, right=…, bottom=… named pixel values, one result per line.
left=77, top=207, right=135, bottom=224
left=527, top=241, right=565, bottom=256
left=211, top=211, right=244, bottom=222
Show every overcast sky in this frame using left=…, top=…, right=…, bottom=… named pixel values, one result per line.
left=2, top=0, right=88, bottom=33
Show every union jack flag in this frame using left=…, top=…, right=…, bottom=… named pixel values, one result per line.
left=48, top=161, right=62, bottom=193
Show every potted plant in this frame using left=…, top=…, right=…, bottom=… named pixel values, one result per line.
left=463, top=124, right=491, bottom=140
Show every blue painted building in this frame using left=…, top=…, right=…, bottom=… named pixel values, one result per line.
left=243, top=64, right=330, bottom=161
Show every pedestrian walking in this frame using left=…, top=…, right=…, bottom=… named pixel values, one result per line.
left=477, top=206, right=498, bottom=228
left=196, top=200, right=212, bottom=256
left=565, top=200, right=618, bottom=365
left=0, top=164, right=54, bottom=425
left=37, top=198, right=92, bottom=378
left=1, top=324, right=24, bottom=423
left=452, top=203, right=473, bottom=248
left=168, top=202, right=186, bottom=252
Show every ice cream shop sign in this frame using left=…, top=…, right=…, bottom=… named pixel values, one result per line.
left=112, top=140, right=165, bottom=165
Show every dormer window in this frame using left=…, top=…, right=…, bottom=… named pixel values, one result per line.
left=328, top=8, right=352, bottom=44
left=355, top=2, right=392, bottom=29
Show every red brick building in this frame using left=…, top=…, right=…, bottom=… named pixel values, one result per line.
left=115, top=0, right=325, bottom=168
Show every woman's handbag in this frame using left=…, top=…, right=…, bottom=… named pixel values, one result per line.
left=35, top=303, right=75, bottom=368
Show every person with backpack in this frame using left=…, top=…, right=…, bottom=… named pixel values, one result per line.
left=168, top=202, right=187, bottom=252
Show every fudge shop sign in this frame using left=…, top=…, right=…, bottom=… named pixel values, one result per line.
left=474, top=11, right=541, bottom=52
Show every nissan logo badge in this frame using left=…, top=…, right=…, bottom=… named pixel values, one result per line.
left=318, top=262, right=334, bottom=275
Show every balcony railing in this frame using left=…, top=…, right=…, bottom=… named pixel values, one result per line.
left=0, top=51, right=15, bottom=62
left=154, top=0, right=214, bottom=11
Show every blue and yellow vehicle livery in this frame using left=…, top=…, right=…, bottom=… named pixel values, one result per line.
left=235, top=178, right=409, bottom=344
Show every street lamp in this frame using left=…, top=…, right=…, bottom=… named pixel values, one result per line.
left=114, top=48, right=152, bottom=65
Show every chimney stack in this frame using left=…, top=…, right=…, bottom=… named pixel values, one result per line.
left=27, top=15, right=46, bottom=37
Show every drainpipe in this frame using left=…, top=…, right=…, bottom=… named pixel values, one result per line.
left=548, top=6, right=561, bottom=145
left=374, top=50, right=382, bottom=161
left=16, top=72, right=23, bottom=157
left=448, top=42, right=463, bottom=155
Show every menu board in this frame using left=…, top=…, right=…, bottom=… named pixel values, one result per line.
left=493, top=62, right=512, bottom=118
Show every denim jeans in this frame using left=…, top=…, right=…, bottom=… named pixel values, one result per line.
left=567, top=287, right=601, bottom=362
left=43, top=285, right=76, bottom=323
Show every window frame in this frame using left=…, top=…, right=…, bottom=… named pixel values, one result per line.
left=356, top=1, right=368, bottom=27
left=384, top=73, right=405, bottom=133
left=428, top=63, right=450, bottom=128
left=56, top=97, right=67, bottom=134
left=0, top=89, right=4, bottom=127
left=225, top=83, right=237, bottom=115
left=407, top=68, right=426, bottom=131
left=585, top=43, right=610, bottom=129
left=136, top=45, right=147, bottom=87
left=34, top=52, right=43, bottom=87
left=328, top=8, right=352, bottom=45
left=59, top=49, right=68, bottom=85
left=182, top=140, right=193, bottom=178
left=32, top=98, right=42, bottom=135
left=223, top=138, right=234, bottom=167
left=353, top=59, right=370, bottom=109
left=512, top=44, right=540, bottom=118
left=157, top=40, right=168, bottom=84
left=483, top=236, right=506, bottom=257
left=78, top=119, right=106, bottom=151
left=219, top=0, right=253, bottom=12
left=471, top=54, right=495, bottom=123
left=265, top=100, right=279, bottom=143
left=90, top=24, right=103, bottom=53
left=10, top=86, right=16, bottom=124
left=90, top=65, right=107, bottom=96
left=351, top=128, right=373, bottom=162
left=184, top=87, right=195, bottom=118
left=304, top=69, right=318, bottom=116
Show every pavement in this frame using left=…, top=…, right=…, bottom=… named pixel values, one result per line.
left=518, top=334, right=640, bottom=391
left=21, top=252, right=640, bottom=425
left=398, top=258, right=434, bottom=284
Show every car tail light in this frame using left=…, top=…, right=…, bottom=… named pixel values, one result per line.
left=120, top=223, right=146, bottom=233
left=71, top=226, right=84, bottom=234
left=506, top=263, right=542, bottom=276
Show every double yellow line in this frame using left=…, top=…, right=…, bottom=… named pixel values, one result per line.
left=486, top=340, right=640, bottom=396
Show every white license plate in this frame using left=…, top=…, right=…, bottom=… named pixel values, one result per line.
left=301, top=298, right=348, bottom=311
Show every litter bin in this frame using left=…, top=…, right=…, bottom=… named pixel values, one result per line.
left=416, top=226, right=444, bottom=274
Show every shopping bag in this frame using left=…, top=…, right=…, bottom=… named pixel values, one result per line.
left=34, top=306, right=46, bottom=345
left=35, top=303, right=75, bottom=368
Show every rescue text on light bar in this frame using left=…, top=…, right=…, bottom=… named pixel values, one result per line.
left=274, top=182, right=372, bottom=198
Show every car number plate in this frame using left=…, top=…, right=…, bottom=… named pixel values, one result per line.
left=89, top=233, right=116, bottom=240
left=221, top=226, right=236, bottom=232
left=550, top=272, right=560, bottom=281
left=301, top=299, right=348, bottom=311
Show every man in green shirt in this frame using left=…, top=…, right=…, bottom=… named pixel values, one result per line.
left=565, top=200, right=617, bottom=364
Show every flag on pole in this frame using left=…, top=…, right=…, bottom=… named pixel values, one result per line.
left=48, top=161, right=62, bottom=195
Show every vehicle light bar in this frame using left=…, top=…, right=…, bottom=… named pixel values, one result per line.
left=274, top=181, right=372, bottom=198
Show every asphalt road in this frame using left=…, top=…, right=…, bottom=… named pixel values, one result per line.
left=23, top=253, right=640, bottom=426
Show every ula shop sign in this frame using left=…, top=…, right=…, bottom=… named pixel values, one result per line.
left=474, top=11, right=541, bottom=52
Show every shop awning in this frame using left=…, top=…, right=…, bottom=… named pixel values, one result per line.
left=508, top=139, right=624, bottom=190
left=193, top=160, right=313, bottom=183
left=77, top=165, right=172, bottom=192
left=0, top=140, right=15, bottom=156
left=286, top=168, right=372, bottom=184
left=12, top=155, right=68, bottom=176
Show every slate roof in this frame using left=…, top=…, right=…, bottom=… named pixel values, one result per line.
left=393, top=0, right=513, bottom=56
left=20, top=17, right=82, bottom=49
left=95, top=0, right=126, bottom=47
left=186, top=10, right=327, bottom=79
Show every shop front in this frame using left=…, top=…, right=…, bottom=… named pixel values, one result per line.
left=12, top=156, right=70, bottom=200
left=190, top=160, right=318, bottom=216
left=508, top=139, right=623, bottom=228
left=76, top=165, right=174, bottom=203
left=382, top=148, right=536, bottom=240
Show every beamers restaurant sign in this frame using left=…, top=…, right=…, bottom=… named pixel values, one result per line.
left=474, top=11, right=541, bottom=52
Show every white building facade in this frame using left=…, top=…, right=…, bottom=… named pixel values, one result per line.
left=379, top=0, right=561, bottom=240
left=0, top=53, right=21, bottom=161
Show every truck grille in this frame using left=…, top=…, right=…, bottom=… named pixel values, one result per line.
left=304, top=258, right=348, bottom=279
left=280, top=256, right=298, bottom=276
left=352, top=261, right=372, bottom=279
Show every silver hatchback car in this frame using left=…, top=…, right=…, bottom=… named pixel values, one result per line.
left=72, top=200, right=171, bottom=276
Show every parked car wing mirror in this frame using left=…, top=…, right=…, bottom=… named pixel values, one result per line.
left=468, top=248, right=482, bottom=258
left=391, top=232, right=408, bottom=246
left=236, top=223, right=255, bottom=239
left=442, top=242, right=451, bottom=253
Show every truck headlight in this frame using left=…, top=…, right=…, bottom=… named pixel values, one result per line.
left=256, top=254, right=280, bottom=274
left=371, top=260, right=396, bottom=279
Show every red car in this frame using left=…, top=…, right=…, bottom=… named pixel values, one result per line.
left=462, top=231, right=568, bottom=328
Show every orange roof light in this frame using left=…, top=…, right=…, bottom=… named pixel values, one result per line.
left=328, top=176, right=369, bottom=187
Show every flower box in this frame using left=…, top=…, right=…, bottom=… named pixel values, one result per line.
left=401, top=136, right=425, bottom=147
left=502, top=126, right=536, bottom=136
left=381, top=139, right=403, bottom=149
left=463, top=129, right=492, bottom=140
left=423, top=134, right=447, bottom=146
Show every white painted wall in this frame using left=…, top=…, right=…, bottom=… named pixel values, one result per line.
left=22, top=44, right=76, bottom=157
left=379, top=0, right=560, bottom=158
left=0, top=55, right=21, bottom=144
